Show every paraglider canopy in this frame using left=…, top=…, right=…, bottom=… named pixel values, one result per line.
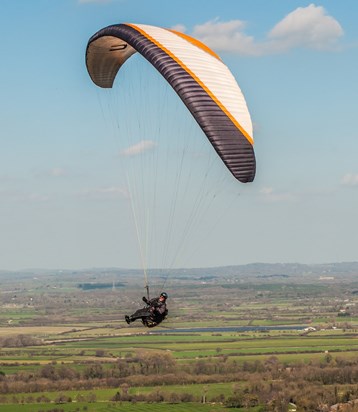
left=86, top=23, right=256, bottom=183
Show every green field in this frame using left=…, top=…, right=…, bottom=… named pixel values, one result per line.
left=0, top=401, right=236, bottom=412
left=0, top=268, right=357, bottom=411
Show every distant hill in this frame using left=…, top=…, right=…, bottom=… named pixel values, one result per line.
left=2, top=262, right=358, bottom=279
left=170, top=262, right=358, bottom=277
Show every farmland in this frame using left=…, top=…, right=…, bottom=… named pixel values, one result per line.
left=0, top=264, right=357, bottom=411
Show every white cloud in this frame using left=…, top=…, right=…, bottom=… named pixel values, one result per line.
left=259, top=187, right=296, bottom=202
left=78, top=186, right=129, bottom=200
left=188, top=4, right=343, bottom=56
left=171, top=24, right=187, bottom=33
left=49, top=168, right=66, bottom=177
left=0, top=174, right=18, bottom=183
left=78, top=0, right=112, bottom=4
left=26, top=193, right=50, bottom=202
left=260, top=187, right=274, bottom=196
left=0, top=190, right=49, bottom=203
left=34, top=168, right=67, bottom=178
left=191, top=18, right=258, bottom=55
left=120, top=140, right=157, bottom=157
left=267, top=4, right=344, bottom=52
left=341, top=173, right=358, bottom=186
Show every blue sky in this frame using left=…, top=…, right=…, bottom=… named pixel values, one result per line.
left=1, top=0, right=358, bottom=270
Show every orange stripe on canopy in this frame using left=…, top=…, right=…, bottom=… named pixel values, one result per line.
left=168, top=29, right=221, bottom=61
left=126, top=23, right=254, bottom=147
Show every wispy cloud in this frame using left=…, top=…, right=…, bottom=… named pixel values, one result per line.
left=78, top=0, right=112, bottom=4
left=0, top=174, right=19, bottom=183
left=49, top=168, right=67, bottom=177
left=187, top=4, right=343, bottom=56
left=0, top=190, right=49, bottom=203
left=78, top=186, right=129, bottom=200
left=120, top=140, right=157, bottom=157
left=259, top=185, right=340, bottom=202
left=341, top=173, right=358, bottom=186
left=259, top=187, right=297, bottom=202
left=34, top=168, right=68, bottom=178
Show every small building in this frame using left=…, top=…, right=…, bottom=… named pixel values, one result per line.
left=304, top=326, right=316, bottom=332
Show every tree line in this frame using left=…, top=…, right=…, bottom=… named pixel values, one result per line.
left=1, top=351, right=358, bottom=410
